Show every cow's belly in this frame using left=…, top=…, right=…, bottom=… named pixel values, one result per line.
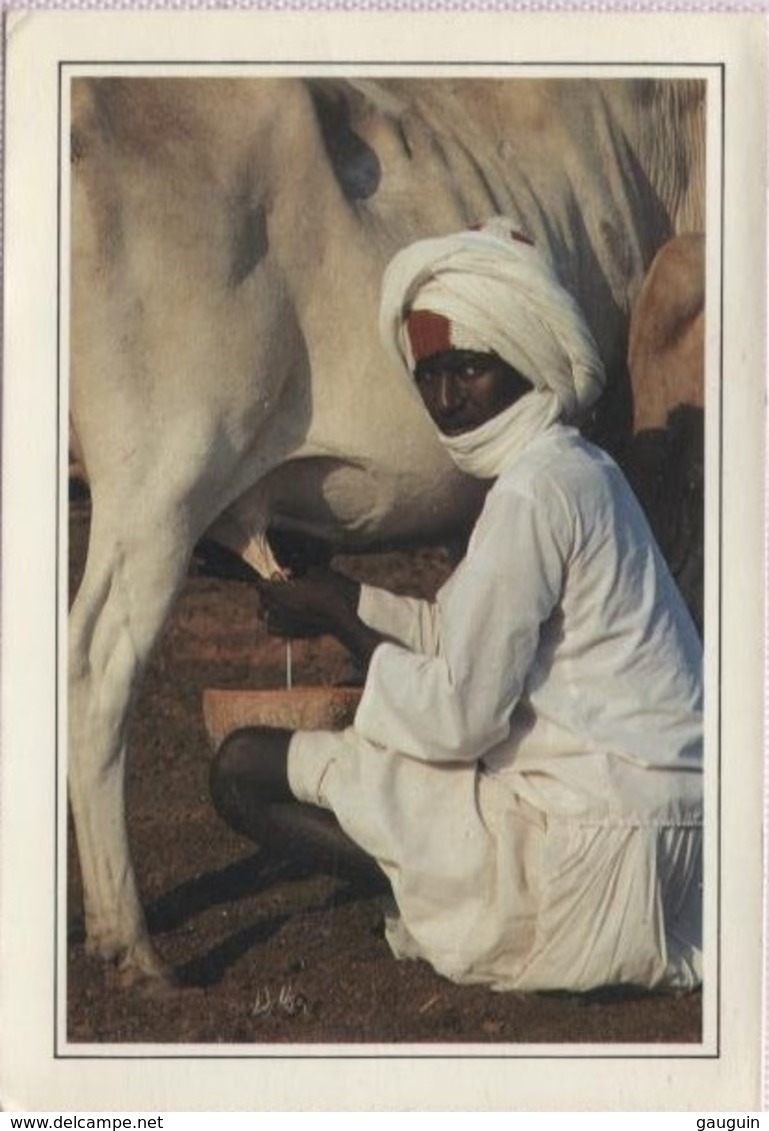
left=223, top=454, right=485, bottom=554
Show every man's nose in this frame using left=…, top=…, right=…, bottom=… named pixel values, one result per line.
left=437, top=372, right=461, bottom=411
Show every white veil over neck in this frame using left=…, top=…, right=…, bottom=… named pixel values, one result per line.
left=436, top=388, right=562, bottom=479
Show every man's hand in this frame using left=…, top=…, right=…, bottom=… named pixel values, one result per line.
left=258, top=604, right=328, bottom=639
left=256, top=567, right=384, bottom=672
left=257, top=567, right=360, bottom=637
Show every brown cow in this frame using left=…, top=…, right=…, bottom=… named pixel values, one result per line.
left=626, top=234, right=705, bottom=631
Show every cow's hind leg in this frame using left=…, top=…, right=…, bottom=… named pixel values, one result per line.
left=69, top=501, right=191, bottom=986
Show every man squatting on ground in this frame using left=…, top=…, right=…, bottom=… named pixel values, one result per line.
left=210, top=218, right=703, bottom=994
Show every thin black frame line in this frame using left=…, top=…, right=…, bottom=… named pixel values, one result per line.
left=54, top=1050, right=721, bottom=1062
left=59, top=58, right=723, bottom=70
left=57, top=61, right=722, bottom=1062
left=55, top=54, right=64, bottom=1067
left=715, top=56, right=726, bottom=1066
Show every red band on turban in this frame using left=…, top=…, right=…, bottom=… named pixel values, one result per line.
left=405, top=309, right=453, bottom=363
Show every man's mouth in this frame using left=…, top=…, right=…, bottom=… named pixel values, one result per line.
left=437, top=419, right=475, bottom=437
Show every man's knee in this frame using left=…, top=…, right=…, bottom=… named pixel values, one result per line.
left=209, top=726, right=294, bottom=822
left=209, top=728, right=388, bottom=889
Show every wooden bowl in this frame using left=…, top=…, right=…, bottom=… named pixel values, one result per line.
left=202, top=685, right=363, bottom=749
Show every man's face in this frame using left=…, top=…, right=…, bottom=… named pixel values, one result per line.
left=414, top=350, right=531, bottom=436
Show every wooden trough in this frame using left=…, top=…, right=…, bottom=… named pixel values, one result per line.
left=202, top=685, right=363, bottom=750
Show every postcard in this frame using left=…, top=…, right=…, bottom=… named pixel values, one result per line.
left=1, top=7, right=765, bottom=1112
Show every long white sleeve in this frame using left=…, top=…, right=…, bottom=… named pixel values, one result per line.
left=354, top=478, right=571, bottom=763
left=357, top=585, right=442, bottom=655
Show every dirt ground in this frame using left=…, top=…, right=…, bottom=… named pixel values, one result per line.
left=67, top=495, right=701, bottom=1046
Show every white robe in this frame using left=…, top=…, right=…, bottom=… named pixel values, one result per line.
left=288, top=424, right=703, bottom=993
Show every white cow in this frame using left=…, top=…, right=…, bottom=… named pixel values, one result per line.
left=69, top=76, right=705, bottom=984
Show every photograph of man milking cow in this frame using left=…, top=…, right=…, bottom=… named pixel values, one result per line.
left=68, top=75, right=706, bottom=1044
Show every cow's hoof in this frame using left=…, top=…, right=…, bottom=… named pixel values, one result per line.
left=114, top=962, right=181, bottom=998
left=85, top=931, right=179, bottom=993
left=113, top=944, right=180, bottom=995
left=121, top=940, right=177, bottom=986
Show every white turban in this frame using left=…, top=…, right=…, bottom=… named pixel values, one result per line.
left=379, top=217, right=606, bottom=424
